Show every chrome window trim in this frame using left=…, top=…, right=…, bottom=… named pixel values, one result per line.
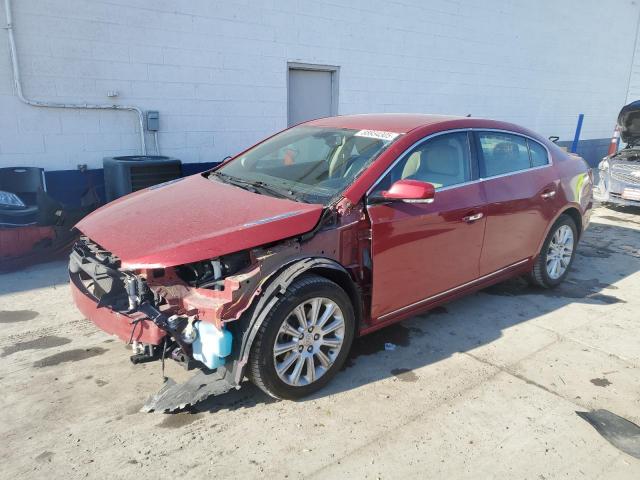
left=365, top=127, right=553, bottom=198
left=376, top=258, right=530, bottom=321
left=476, top=162, right=553, bottom=182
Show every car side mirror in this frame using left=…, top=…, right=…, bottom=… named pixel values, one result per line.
left=369, top=179, right=435, bottom=204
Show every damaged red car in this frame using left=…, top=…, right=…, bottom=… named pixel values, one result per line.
left=69, top=114, right=593, bottom=406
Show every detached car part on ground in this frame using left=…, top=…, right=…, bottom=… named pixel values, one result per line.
left=595, top=101, right=640, bottom=206
left=69, top=114, right=593, bottom=411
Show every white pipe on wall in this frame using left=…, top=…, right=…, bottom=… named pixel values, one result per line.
left=3, top=0, right=148, bottom=155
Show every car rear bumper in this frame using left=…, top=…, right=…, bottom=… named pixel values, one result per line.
left=70, top=271, right=166, bottom=345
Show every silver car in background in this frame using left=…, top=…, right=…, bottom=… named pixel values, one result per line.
left=595, top=101, right=640, bottom=207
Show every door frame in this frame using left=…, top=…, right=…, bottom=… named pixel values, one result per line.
left=287, top=62, right=340, bottom=127
left=364, top=128, right=485, bottom=322
left=365, top=129, right=481, bottom=196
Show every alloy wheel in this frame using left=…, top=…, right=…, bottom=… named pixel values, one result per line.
left=546, top=225, right=574, bottom=279
left=273, top=297, right=345, bottom=386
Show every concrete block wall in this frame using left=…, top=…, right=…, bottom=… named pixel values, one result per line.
left=627, top=14, right=640, bottom=105
left=1, top=0, right=639, bottom=173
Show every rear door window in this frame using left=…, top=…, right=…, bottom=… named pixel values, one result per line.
left=477, top=132, right=530, bottom=177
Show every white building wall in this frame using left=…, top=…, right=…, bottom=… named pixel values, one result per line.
left=626, top=14, right=640, bottom=104
left=0, top=0, right=639, bottom=171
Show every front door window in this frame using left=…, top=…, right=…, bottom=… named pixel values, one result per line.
left=372, top=132, right=472, bottom=193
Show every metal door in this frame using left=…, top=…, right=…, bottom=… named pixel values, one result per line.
left=288, top=67, right=336, bottom=126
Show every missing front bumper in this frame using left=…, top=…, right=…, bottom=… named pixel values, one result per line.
left=70, top=273, right=166, bottom=344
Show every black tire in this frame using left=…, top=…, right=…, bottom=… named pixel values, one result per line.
left=528, top=214, right=578, bottom=288
left=248, top=274, right=355, bottom=400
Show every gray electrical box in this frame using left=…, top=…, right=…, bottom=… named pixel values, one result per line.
left=146, top=111, right=159, bottom=131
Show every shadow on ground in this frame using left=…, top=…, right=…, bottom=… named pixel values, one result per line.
left=1, top=217, right=638, bottom=416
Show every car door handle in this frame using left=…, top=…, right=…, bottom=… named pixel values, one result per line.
left=541, top=190, right=556, bottom=199
left=462, top=212, right=484, bottom=223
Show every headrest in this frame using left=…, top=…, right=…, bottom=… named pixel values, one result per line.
left=493, top=142, right=517, bottom=162
left=423, top=144, right=459, bottom=176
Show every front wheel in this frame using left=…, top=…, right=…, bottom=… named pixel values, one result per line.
left=528, top=214, right=578, bottom=288
left=248, top=275, right=355, bottom=399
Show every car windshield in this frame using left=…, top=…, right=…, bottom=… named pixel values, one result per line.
left=211, top=126, right=400, bottom=204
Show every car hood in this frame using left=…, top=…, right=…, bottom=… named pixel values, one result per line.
left=76, top=174, right=323, bottom=268
left=617, top=100, right=640, bottom=144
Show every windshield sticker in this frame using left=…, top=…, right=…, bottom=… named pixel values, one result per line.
left=354, top=129, right=400, bottom=142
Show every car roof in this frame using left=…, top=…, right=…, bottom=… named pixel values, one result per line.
left=305, top=113, right=467, bottom=134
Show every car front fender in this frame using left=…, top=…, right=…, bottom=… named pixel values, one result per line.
left=225, top=256, right=357, bottom=385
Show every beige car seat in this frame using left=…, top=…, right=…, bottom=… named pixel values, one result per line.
left=401, top=143, right=462, bottom=187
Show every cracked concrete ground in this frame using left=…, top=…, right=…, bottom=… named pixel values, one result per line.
left=0, top=205, right=639, bottom=479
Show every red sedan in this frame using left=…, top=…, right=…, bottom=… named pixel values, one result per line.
left=69, top=114, right=593, bottom=404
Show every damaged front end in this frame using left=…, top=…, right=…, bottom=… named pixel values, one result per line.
left=69, top=237, right=252, bottom=410
left=68, top=191, right=369, bottom=412
left=595, top=150, right=640, bottom=206
left=595, top=100, right=640, bottom=206
left=69, top=231, right=358, bottom=411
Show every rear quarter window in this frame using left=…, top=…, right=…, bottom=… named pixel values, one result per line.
left=528, top=139, right=549, bottom=167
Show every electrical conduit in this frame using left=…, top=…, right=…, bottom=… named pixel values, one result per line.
left=3, top=0, right=147, bottom=155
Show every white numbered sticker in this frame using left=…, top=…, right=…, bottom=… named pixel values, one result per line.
left=354, top=129, right=400, bottom=142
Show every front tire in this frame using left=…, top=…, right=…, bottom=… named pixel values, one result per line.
left=529, top=214, right=578, bottom=288
left=248, top=274, right=355, bottom=399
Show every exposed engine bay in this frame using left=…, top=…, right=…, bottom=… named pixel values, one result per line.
left=69, top=236, right=262, bottom=411
left=70, top=236, right=251, bottom=368
left=175, top=252, right=252, bottom=290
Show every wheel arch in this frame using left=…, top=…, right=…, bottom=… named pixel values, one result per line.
left=305, top=264, right=363, bottom=328
left=561, top=206, right=583, bottom=238
left=534, top=203, right=584, bottom=257
left=227, top=256, right=361, bottom=385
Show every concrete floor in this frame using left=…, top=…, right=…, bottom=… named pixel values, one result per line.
left=1, top=205, right=639, bottom=479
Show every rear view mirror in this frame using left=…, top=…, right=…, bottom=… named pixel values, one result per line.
left=369, top=179, right=435, bottom=204
left=324, top=134, right=343, bottom=148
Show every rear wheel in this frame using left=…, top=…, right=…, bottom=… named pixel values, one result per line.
left=248, top=275, right=355, bottom=399
left=528, top=214, right=578, bottom=288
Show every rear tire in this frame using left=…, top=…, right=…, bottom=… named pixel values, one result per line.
left=248, top=274, right=355, bottom=400
left=528, top=214, right=578, bottom=288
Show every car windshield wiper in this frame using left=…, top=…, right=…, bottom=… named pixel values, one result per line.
left=210, top=172, right=304, bottom=202
left=210, top=171, right=259, bottom=193
left=251, top=181, right=306, bottom=202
